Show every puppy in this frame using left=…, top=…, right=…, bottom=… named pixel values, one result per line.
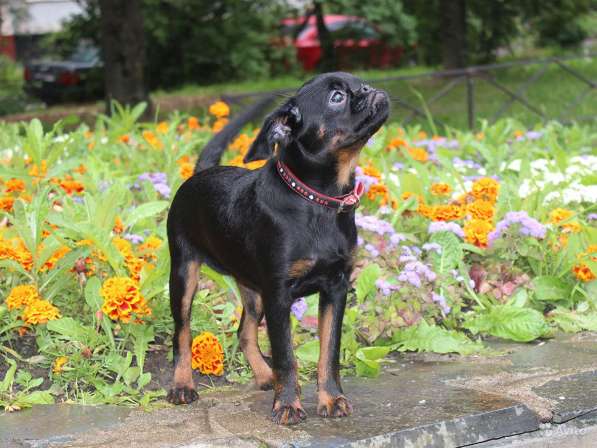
left=166, top=72, right=389, bottom=425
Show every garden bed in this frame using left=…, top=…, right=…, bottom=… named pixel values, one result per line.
left=0, top=101, right=595, bottom=412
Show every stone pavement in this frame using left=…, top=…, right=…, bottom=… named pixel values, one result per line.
left=2, top=333, right=597, bottom=448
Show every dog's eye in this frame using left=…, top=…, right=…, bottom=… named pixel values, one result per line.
left=329, top=90, right=345, bottom=104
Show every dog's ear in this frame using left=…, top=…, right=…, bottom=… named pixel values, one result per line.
left=243, top=100, right=302, bottom=163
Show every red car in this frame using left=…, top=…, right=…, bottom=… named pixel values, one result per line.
left=280, top=15, right=404, bottom=71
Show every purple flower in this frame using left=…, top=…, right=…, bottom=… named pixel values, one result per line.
left=291, top=297, right=308, bottom=320
left=355, top=213, right=396, bottom=236
left=452, top=157, right=482, bottom=170
left=153, top=183, right=171, bottom=198
left=432, top=292, right=451, bottom=315
left=138, top=172, right=170, bottom=198
left=390, top=233, right=407, bottom=246
left=422, top=242, right=442, bottom=254
left=365, top=243, right=380, bottom=257
left=375, top=278, right=400, bottom=296
left=488, top=211, right=546, bottom=245
left=588, top=213, right=597, bottom=221
left=124, top=233, right=144, bottom=244
left=516, top=130, right=543, bottom=141
left=428, top=221, right=464, bottom=238
left=392, top=162, right=404, bottom=171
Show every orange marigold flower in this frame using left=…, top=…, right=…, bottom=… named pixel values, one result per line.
left=429, top=204, right=466, bottom=221
left=362, top=164, right=382, bottom=180
left=28, top=160, right=47, bottom=179
left=113, top=216, right=125, bottom=234
left=100, top=277, right=151, bottom=323
left=84, top=130, right=93, bottom=139
left=179, top=162, right=194, bottom=180
left=464, top=219, right=493, bottom=248
left=6, top=285, right=41, bottom=310
left=208, top=101, right=230, bottom=118
left=573, top=264, right=596, bottom=282
left=22, top=299, right=61, bottom=325
left=4, top=178, right=25, bottom=193
left=59, top=179, right=85, bottom=195
left=513, top=130, right=524, bottom=139
left=417, top=131, right=428, bottom=139
left=212, top=118, right=229, bottom=133
left=187, top=116, right=201, bottom=130
left=139, top=235, right=162, bottom=252
left=74, top=164, right=87, bottom=175
left=52, top=356, right=69, bottom=374
left=549, top=208, right=574, bottom=225
left=191, top=331, right=224, bottom=376
left=143, top=130, right=163, bottom=150
left=471, top=177, right=499, bottom=202
left=40, top=246, right=71, bottom=272
left=119, top=134, right=130, bottom=144
left=0, top=237, right=33, bottom=270
left=406, top=147, right=429, bottom=162
left=387, top=137, right=407, bottom=150
left=430, top=183, right=452, bottom=196
left=229, top=132, right=256, bottom=155
left=0, top=196, right=14, bottom=212
left=467, top=200, right=495, bottom=221
left=367, top=184, right=390, bottom=205
left=475, top=132, right=485, bottom=140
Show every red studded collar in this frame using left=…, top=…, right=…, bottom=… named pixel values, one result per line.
left=276, top=160, right=364, bottom=213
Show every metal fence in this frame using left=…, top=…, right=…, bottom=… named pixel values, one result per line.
left=223, top=54, right=596, bottom=130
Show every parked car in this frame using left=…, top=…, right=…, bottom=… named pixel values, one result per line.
left=23, top=45, right=103, bottom=104
left=280, top=15, right=404, bottom=71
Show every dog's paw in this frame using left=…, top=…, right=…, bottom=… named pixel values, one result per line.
left=271, top=400, right=307, bottom=425
left=317, top=394, right=353, bottom=418
left=167, top=386, right=199, bottom=405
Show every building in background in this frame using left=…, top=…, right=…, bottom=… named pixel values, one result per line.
left=0, top=0, right=83, bottom=61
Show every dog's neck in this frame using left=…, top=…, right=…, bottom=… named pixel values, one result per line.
left=278, top=142, right=355, bottom=198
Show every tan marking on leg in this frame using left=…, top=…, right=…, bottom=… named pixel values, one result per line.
left=173, top=261, right=198, bottom=389
left=288, top=258, right=315, bottom=278
left=335, top=148, right=359, bottom=188
left=238, top=287, right=273, bottom=388
left=317, top=304, right=334, bottom=398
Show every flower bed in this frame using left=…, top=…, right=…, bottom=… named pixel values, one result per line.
left=0, top=102, right=595, bottom=410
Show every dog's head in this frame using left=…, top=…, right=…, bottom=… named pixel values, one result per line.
left=244, top=72, right=389, bottom=186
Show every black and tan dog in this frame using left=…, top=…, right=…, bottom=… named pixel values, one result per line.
left=166, top=72, right=389, bottom=425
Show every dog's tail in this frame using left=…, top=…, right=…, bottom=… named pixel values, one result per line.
left=194, top=94, right=276, bottom=173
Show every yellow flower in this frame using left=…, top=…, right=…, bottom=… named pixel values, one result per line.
left=573, top=264, right=595, bottom=282
left=208, top=101, right=230, bottom=118
left=212, top=118, right=229, bottom=133
left=100, top=277, right=151, bottom=323
left=429, top=204, right=466, bottom=221
left=467, top=200, right=495, bottom=221
left=191, top=331, right=224, bottom=376
left=561, top=222, right=581, bottom=234
left=362, top=164, right=382, bottom=180
left=6, top=285, right=41, bottom=310
left=430, top=183, right=452, bottom=196
left=464, top=219, right=493, bottom=248
left=0, top=237, right=33, bottom=271
left=179, top=162, right=194, bottom=179
left=22, top=299, right=61, bottom=325
left=471, top=178, right=499, bottom=203
left=156, top=121, right=169, bottom=134
left=549, top=208, right=574, bottom=224
left=417, top=131, right=428, bottom=140
left=52, top=356, right=68, bottom=374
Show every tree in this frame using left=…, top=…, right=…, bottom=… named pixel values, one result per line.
left=313, top=1, right=337, bottom=72
left=439, top=0, right=467, bottom=69
left=98, top=0, right=151, bottom=114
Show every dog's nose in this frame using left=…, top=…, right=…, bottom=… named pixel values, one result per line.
left=360, top=84, right=373, bottom=94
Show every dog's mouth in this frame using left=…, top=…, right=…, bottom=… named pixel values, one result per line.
left=354, top=90, right=390, bottom=136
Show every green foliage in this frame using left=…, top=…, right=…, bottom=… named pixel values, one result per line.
left=464, top=305, right=551, bottom=342
left=392, top=320, right=484, bottom=355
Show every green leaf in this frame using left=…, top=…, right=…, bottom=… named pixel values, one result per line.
left=137, top=372, right=152, bottom=390
left=463, top=305, right=550, bottom=342
left=392, top=320, right=484, bottom=355
left=533, top=276, right=573, bottom=302
left=295, top=339, right=319, bottom=365
left=549, top=308, right=597, bottom=333
left=17, top=390, right=54, bottom=406
left=84, top=277, right=102, bottom=312
left=124, top=201, right=169, bottom=228
left=354, top=346, right=392, bottom=378
left=429, top=231, right=463, bottom=274
left=355, top=263, right=382, bottom=303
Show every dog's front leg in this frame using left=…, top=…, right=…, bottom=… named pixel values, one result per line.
left=264, top=293, right=306, bottom=425
left=317, top=277, right=353, bottom=418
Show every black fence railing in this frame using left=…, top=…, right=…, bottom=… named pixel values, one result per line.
left=223, top=54, right=596, bottom=130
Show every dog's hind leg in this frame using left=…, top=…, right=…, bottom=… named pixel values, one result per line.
left=167, top=241, right=200, bottom=405
left=237, top=285, right=273, bottom=390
